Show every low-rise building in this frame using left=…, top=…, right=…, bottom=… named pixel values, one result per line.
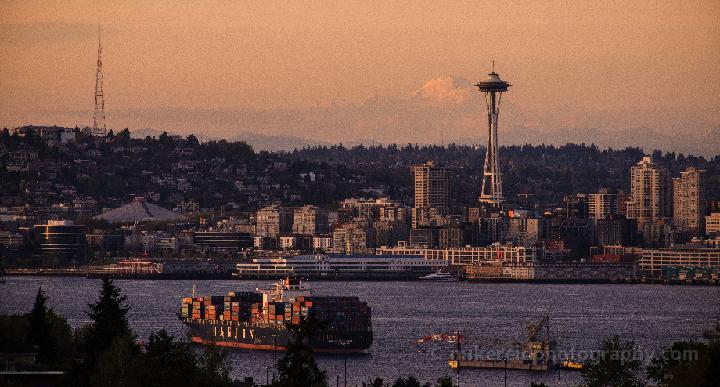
left=376, top=243, right=542, bottom=265
left=706, top=213, right=720, bottom=237
left=465, top=261, right=636, bottom=281
left=638, top=247, right=720, bottom=277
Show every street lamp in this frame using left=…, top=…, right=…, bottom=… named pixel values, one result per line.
left=329, top=338, right=352, bottom=387
left=272, top=334, right=278, bottom=382
left=503, top=357, right=507, bottom=387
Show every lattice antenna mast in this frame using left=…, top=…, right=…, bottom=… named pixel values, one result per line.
left=476, top=63, right=511, bottom=208
left=92, top=24, right=106, bottom=137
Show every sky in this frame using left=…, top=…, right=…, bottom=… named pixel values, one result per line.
left=1, top=1, right=719, bottom=155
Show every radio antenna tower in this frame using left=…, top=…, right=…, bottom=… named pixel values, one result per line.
left=476, top=61, right=511, bottom=208
left=92, top=24, right=106, bottom=137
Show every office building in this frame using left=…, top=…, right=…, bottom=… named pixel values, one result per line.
left=332, top=222, right=374, bottom=255
left=193, top=231, right=253, bottom=250
left=411, top=161, right=449, bottom=228
left=292, top=205, right=329, bottom=235
left=31, top=220, right=86, bottom=256
left=256, top=205, right=293, bottom=237
left=589, top=189, right=620, bottom=220
left=595, top=215, right=638, bottom=246
left=565, top=194, right=589, bottom=219
left=673, top=167, right=703, bottom=236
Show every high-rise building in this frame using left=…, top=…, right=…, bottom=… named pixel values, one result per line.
left=256, top=205, right=293, bottom=238
left=411, top=161, right=449, bottom=228
left=673, top=167, right=703, bottom=236
left=565, top=194, right=589, bottom=219
left=332, top=222, right=374, bottom=255
left=627, top=156, right=672, bottom=223
left=589, top=189, right=620, bottom=220
left=292, top=205, right=329, bottom=235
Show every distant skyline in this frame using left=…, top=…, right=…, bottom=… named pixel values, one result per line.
left=1, top=1, right=719, bottom=155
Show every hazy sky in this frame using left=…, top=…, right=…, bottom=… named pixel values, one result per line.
left=1, top=1, right=719, bottom=154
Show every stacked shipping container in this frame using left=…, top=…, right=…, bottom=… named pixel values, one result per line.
left=181, top=292, right=371, bottom=332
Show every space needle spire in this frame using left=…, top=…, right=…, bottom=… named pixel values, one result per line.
left=476, top=62, right=511, bottom=208
left=92, top=24, right=106, bottom=137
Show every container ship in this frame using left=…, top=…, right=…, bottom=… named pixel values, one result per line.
left=179, top=277, right=373, bottom=353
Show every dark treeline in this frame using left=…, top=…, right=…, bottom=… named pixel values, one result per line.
left=288, top=142, right=720, bottom=206
left=2, top=128, right=719, bottom=210
left=0, top=280, right=234, bottom=386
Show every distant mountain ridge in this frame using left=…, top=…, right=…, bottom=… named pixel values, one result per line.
left=83, top=125, right=720, bottom=158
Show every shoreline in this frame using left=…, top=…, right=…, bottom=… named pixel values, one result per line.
left=3, top=269, right=719, bottom=286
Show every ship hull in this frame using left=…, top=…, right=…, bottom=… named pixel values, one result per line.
left=184, top=319, right=373, bottom=353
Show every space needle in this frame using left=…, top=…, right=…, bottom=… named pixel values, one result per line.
left=476, top=63, right=511, bottom=208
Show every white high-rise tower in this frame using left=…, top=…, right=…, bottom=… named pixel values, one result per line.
left=476, top=64, right=511, bottom=208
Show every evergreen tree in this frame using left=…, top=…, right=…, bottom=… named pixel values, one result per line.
left=139, top=329, right=198, bottom=386
left=580, top=336, right=643, bottom=387
left=89, top=334, right=140, bottom=387
left=26, top=287, right=55, bottom=363
left=273, top=316, right=328, bottom=387
left=83, top=278, right=133, bottom=358
left=647, top=324, right=720, bottom=387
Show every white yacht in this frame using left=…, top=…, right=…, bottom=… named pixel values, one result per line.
left=419, top=271, right=457, bottom=281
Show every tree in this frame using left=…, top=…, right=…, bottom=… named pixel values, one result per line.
left=363, top=378, right=388, bottom=387
left=139, top=329, right=199, bottom=386
left=197, top=343, right=233, bottom=387
left=647, top=324, right=720, bottom=386
left=273, top=315, right=328, bottom=387
left=0, top=128, right=10, bottom=145
left=186, top=134, right=200, bottom=146
left=580, top=336, right=643, bottom=387
left=27, top=287, right=54, bottom=363
left=89, top=334, right=140, bottom=387
left=83, top=278, right=133, bottom=359
left=391, top=376, right=422, bottom=387
left=117, top=128, right=131, bottom=145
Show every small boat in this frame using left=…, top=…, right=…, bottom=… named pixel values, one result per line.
left=420, top=271, right=457, bottom=281
left=560, top=359, right=583, bottom=370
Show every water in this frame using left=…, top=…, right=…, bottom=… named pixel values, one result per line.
left=2, top=277, right=719, bottom=386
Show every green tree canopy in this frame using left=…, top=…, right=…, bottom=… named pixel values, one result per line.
left=580, top=336, right=643, bottom=387
left=273, top=315, right=328, bottom=387
left=83, top=278, right=133, bottom=359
